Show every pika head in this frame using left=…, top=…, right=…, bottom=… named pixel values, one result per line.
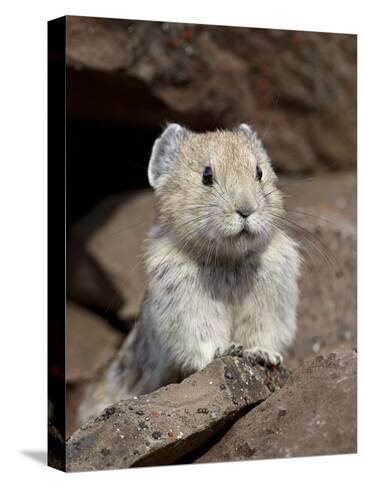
left=148, top=123, right=284, bottom=261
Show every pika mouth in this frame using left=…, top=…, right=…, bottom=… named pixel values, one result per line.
left=225, top=225, right=253, bottom=240
left=236, top=226, right=252, bottom=238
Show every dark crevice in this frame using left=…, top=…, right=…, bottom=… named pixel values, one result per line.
left=174, top=400, right=263, bottom=464
left=70, top=295, right=135, bottom=335
left=66, top=118, right=155, bottom=225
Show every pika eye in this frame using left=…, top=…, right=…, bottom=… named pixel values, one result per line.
left=202, top=166, right=213, bottom=186
left=256, top=165, right=263, bottom=181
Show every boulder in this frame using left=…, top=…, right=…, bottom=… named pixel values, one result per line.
left=69, top=190, right=155, bottom=320
left=66, top=356, right=289, bottom=471
left=283, top=171, right=356, bottom=225
left=48, top=423, right=66, bottom=471
left=66, top=302, right=123, bottom=383
left=287, top=208, right=356, bottom=369
left=196, top=350, right=357, bottom=463
left=67, top=229, right=124, bottom=317
left=66, top=382, right=85, bottom=439
left=66, top=16, right=356, bottom=173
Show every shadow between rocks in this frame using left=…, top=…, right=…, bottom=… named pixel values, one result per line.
left=175, top=401, right=262, bottom=465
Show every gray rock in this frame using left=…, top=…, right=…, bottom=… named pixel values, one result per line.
left=283, top=172, right=356, bottom=225
left=66, top=382, right=85, bottom=439
left=48, top=423, right=65, bottom=471
left=66, top=356, right=289, bottom=471
left=196, top=350, right=357, bottom=463
left=287, top=209, right=356, bottom=369
left=66, top=302, right=123, bottom=383
left=66, top=17, right=356, bottom=174
left=68, top=225, right=123, bottom=317
left=69, top=191, right=155, bottom=321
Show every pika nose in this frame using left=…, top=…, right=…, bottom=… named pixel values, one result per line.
left=236, top=208, right=254, bottom=219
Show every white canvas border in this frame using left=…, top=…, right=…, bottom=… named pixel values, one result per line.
left=0, top=0, right=362, bottom=486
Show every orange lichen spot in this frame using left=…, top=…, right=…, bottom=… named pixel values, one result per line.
left=169, top=38, right=179, bottom=49
left=183, top=28, right=192, bottom=43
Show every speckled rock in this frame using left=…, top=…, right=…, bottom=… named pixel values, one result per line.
left=66, top=356, right=289, bottom=471
left=66, top=17, right=356, bottom=173
left=196, top=350, right=357, bottom=463
left=66, top=302, right=123, bottom=383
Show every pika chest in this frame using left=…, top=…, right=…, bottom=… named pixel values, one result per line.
left=201, top=263, right=254, bottom=305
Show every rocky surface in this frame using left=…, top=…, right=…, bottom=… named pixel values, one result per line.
left=66, top=16, right=356, bottom=173
left=283, top=172, right=356, bottom=226
left=66, top=356, right=289, bottom=471
left=67, top=228, right=123, bottom=317
left=66, top=302, right=123, bottom=383
left=48, top=423, right=66, bottom=471
left=68, top=191, right=154, bottom=320
left=66, top=382, right=85, bottom=439
left=287, top=208, right=357, bottom=368
left=196, top=350, right=357, bottom=463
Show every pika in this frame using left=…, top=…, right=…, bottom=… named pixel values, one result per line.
left=77, top=123, right=300, bottom=426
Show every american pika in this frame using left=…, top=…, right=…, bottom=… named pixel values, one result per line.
left=77, top=123, right=300, bottom=426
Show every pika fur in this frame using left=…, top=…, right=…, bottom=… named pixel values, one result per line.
left=77, top=123, right=300, bottom=426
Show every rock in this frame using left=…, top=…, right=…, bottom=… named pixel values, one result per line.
left=66, top=356, right=289, bottom=471
left=196, top=350, right=356, bottom=463
left=86, top=191, right=155, bottom=319
left=66, top=382, right=86, bottom=439
left=286, top=208, right=356, bottom=369
left=66, top=302, right=123, bottom=383
left=283, top=171, right=356, bottom=225
left=69, top=191, right=155, bottom=320
left=66, top=17, right=356, bottom=173
left=48, top=423, right=65, bottom=471
left=68, top=229, right=124, bottom=317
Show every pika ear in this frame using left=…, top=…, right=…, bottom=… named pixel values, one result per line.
left=148, top=123, right=188, bottom=189
left=235, top=123, right=265, bottom=147
left=235, top=123, right=271, bottom=164
left=234, top=123, right=256, bottom=138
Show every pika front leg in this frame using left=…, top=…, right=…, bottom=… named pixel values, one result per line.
left=242, top=347, right=283, bottom=367
left=215, top=343, right=244, bottom=359
left=215, top=343, right=283, bottom=367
